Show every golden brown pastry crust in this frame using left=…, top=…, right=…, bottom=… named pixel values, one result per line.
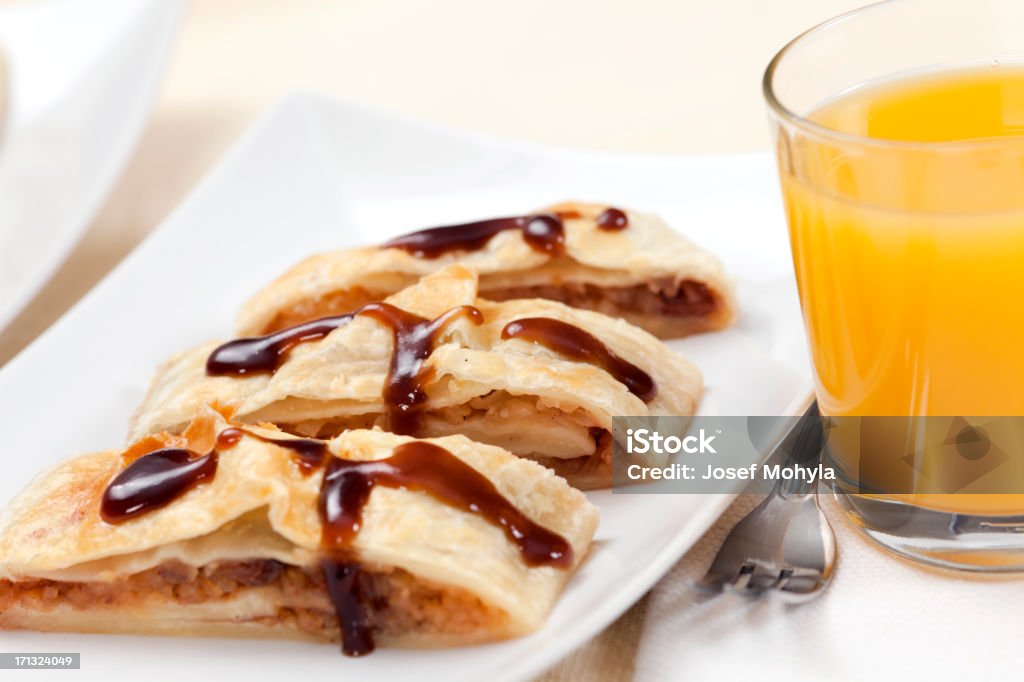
left=129, top=265, right=702, bottom=488
left=235, top=202, right=737, bottom=338
left=0, top=409, right=598, bottom=645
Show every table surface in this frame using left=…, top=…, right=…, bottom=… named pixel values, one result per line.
left=0, top=0, right=863, bottom=677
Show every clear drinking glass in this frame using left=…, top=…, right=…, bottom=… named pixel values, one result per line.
left=764, top=0, right=1024, bottom=570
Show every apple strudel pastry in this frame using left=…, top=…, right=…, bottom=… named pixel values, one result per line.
left=129, top=265, right=702, bottom=489
left=236, top=202, right=736, bottom=339
left=0, top=408, right=598, bottom=655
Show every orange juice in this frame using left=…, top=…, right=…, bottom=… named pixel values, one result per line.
left=780, top=66, right=1024, bottom=514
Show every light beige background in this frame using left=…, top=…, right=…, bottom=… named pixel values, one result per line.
left=0, top=0, right=863, bottom=676
left=0, top=0, right=864, bottom=365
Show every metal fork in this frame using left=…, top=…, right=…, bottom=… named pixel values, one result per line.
left=702, top=401, right=837, bottom=601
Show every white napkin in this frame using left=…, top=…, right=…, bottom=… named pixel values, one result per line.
left=635, top=493, right=1024, bottom=681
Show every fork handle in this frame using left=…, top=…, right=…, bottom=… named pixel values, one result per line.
left=778, top=401, right=826, bottom=498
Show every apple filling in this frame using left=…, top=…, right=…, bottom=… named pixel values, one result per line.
left=0, top=559, right=505, bottom=644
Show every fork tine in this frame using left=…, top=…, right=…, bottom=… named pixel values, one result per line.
left=700, top=400, right=837, bottom=601
left=731, top=563, right=756, bottom=590
left=777, top=568, right=829, bottom=600
left=744, top=564, right=787, bottom=592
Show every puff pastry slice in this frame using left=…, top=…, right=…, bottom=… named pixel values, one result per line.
left=130, top=265, right=702, bottom=488
left=0, top=408, right=598, bottom=654
left=236, top=202, right=737, bottom=339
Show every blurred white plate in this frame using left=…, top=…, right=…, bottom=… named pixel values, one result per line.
left=0, top=0, right=184, bottom=331
left=0, top=95, right=811, bottom=681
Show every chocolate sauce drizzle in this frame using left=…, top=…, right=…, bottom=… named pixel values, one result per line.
left=207, top=302, right=484, bottom=434
left=100, top=448, right=218, bottom=522
left=381, top=206, right=630, bottom=259
left=501, top=317, right=657, bottom=401
left=321, top=560, right=373, bottom=657
left=596, top=207, right=629, bottom=231
left=207, top=314, right=355, bottom=375
left=100, top=427, right=326, bottom=523
left=218, top=427, right=328, bottom=473
left=99, top=427, right=573, bottom=658
left=382, top=213, right=566, bottom=258
left=360, top=303, right=483, bottom=434
left=319, top=442, right=573, bottom=565
left=318, top=440, right=574, bottom=656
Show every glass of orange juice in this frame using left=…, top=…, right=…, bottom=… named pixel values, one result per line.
left=765, top=0, right=1024, bottom=569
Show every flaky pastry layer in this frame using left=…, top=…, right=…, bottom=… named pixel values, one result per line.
left=130, top=265, right=702, bottom=488
left=0, top=413, right=599, bottom=645
left=236, top=202, right=736, bottom=339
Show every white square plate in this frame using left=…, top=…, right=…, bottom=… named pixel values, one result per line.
left=0, top=0, right=184, bottom=329
left=0, top=94, right=811, bottom=681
